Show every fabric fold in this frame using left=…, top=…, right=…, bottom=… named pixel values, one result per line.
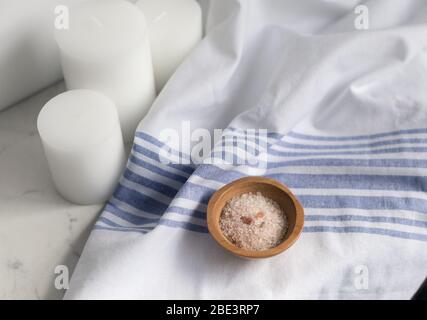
left=66, top=0, right=427, bottom=299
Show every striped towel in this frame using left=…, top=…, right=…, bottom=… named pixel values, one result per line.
left=65, top=0, right=427, bottom=299
left=100, top=127, right=427, bottom=242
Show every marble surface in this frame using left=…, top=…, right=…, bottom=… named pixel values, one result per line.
left=0, top=82, right=103, bottom=299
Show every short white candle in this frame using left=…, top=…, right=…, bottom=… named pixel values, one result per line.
left=136, top=0, right=202, bottom=91
left=37, top=89, right=126, bottom=205
left=55, top=0, right=156, bottom=142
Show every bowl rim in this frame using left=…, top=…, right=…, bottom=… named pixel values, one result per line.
left=207, top=176, right=304, bottom=259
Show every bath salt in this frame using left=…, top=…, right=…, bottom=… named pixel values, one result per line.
left=219, top=192, right=288, bottom=251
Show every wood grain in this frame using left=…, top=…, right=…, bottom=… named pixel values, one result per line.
left=207, top=176, right=304, bottom=259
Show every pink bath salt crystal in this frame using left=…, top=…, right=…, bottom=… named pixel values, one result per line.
left=219, top=192, right=287, bottom=251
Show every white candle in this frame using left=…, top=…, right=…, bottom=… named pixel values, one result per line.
left=55, top=0, right=156, bottom=142
left=37, top=89, right=126, bottom=205
left=136, top=0, right=202, bottom=91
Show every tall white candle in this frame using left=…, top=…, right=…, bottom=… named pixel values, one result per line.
left=136, top=0, right=202, bottom=91
left=55, top=0, right=156, bottom=142
left=37, top=90, right=126, bottom=205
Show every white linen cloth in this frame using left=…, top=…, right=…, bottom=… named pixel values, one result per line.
left=65, top=0, right=427, bottom=299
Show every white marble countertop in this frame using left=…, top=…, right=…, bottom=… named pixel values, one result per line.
left=0, top=82, right=103, bottom=299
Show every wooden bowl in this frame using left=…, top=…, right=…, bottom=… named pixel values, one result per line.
left=207, top=176, right=304, bottom=259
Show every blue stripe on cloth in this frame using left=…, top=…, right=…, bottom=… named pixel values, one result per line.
left=109, top=183, right=427, bottom=230
left=93, top=225, right=151, bottom=234
left=135, top=131, right=192, bottom=161
left=129, top=154, right=189, bottom=183
left=223, top=132, right=271, bottom=144
left=101, top=189, right=427, bottom=240
left=174, top=179, right=427, bottom=215
left=288, top=128, right=427, bottom=141
left=303, top=226, right=427, bottom=242
left=194, top=164, right=242, bottom=184
left=167, top=206, right=206, bottom=219
left=136, top=130, right=266, bottom=164
left=95, top=221, right=427, bottom=241
left=113, top=184, right=169, bottom=215
left=123, top=168, right=179, bottom=198
left=208, top=151, right=265, bottom=167
left=208, top=148, right=266, bottom=165
left=133, top=139, right=427, bottom=170
left=175, top=181, right=216, bottom=205
left=201, top=157, right=427, bottom=170
left=305, top=215, right=427, bottom=228
left=269, top=146, right=427, bottom=157
left=135, top=129, right=273, bottom=168
left=114, top=180, right=206, bottom=219
left=103, top=202, right=206, bottom=231
left=95, top=129, right=427, bottom=243
left=196, top=155, right=427, bottom=170
left=277, top=138, right=427, bottom=150
left=299, top=195, right=427, bottom=215
left=266, top=158, right=427, bottom=169
left=193, top=164, right=427, bottom=192
left=104, top=203, right=160, bottom=225
left=227, top=127, right=283, bottom=139
left=218, top=138, right=261, bottom=155
left=98, top=216, right=156, bottom=229
left=158, top=218, right=208, bottom=233
left=95, top=221, right=208, bottom=234
left=132, top=144, right=195, bottom=174
left=111, top=178, right=427, bottom=229
left=268, top=173, right=427, bottom=192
